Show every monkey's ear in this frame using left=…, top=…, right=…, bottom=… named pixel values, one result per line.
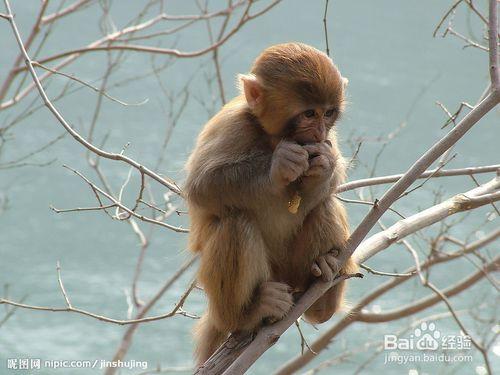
left=239, top=74, right=262, bottom=109
left=342, top=76, right=349, bottom=89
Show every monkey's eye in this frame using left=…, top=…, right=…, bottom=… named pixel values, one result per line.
left=324, top=109, right=336, bottom=117
left=304, top=109, right=316, bottom=118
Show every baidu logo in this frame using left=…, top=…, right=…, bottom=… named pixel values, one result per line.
left=414, top=322, right=440, bottom=350
left=384, top=321, right=470, bottom=351
left=384, top=322, right=441, bottom=351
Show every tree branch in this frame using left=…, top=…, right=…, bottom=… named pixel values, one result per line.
left=275, top=231, right=499, bottom=374
left=2, top=0, right=182, bottom=195
left=338, top=164, right=500, bottom=192
left=353, top=175, right=500, bottom=264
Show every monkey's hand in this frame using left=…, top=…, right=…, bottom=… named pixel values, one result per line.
left=270, top=141, right=309, bottom=188
left=311, top=249, right=343, bottom=282
left=256, top=281, right=294, bottom=321
left=302, top=142, right=336, bottom=182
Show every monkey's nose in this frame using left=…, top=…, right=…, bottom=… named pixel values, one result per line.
left=312, top=131, right=322, bottom=142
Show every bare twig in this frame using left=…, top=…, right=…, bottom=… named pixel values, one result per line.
left=0, top=279, right=196, bottom=326
left=0, top=132, right=65, bottom=169
left=323, top=0, right=330, bottom=56
left=0, top=0, right=49, bottom=102
left=488, top=0, right=499, bottom=89
left=294, top=319, right=317, bottom=355
left=402, top=238, right=494, bottom=374
left=433, top=0, right=464, bottom=37
left=17, top=1, right=281, bottom=67
left=41, top=0, right=94, bottom=24
left=359, top=264, right=416, bottom=278
left=2, top=0, right=182, bottom=194
left=56, top=261, right=72, bottom=308
left=32, top=61, right=149, bottom=106
left=336, top=195, right=406, bottom=219
left=55, top=165, right=188, bottom=232
left=445, top=26, right=489, bottom=51
left=106, top=258, right=198, bottom=375
left=337, top=164, right=500, bottom=192
left=397, top=153, right=457, bottom=199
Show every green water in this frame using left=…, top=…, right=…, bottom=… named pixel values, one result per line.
left=0, top=1, right=498, bottom=374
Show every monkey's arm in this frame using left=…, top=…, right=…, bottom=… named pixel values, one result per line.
left=185, top=150, right=274, bottom=211
left=185, top=141, right=309, bottom=212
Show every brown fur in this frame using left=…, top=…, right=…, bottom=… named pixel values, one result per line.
left=184, top=43, right=357, bottom=365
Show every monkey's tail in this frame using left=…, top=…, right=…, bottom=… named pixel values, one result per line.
left=193, top=312, right=227, bottom=366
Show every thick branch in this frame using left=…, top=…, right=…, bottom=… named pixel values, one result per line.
left=195, top=274, right=362, bottom=375
left=353, top=175, right=500, bottom=263
left=275, top=255, right=499, bottom=375
left=357, top=257, right=498, bottom=323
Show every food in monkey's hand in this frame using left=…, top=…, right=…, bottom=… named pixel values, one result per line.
left=184, top=42, right=358, bottom=364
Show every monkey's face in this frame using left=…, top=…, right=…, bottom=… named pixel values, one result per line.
left=245, top=42, right=346, bottom=137
left=287, top=106, right=339, bottom=144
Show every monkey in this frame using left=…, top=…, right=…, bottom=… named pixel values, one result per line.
left=184, top=42, right=358, bottom=364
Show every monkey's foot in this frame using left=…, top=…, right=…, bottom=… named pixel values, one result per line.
left=258, top=281, right=294, bottom=320
left=311, top=249, right=342, bottom=282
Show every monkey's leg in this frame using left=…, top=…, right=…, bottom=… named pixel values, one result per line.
left=306, top=255, right=357, bottom=324
left=294, top=198, right=358, bottom=324
left=194, top=212, right=293, bottom=364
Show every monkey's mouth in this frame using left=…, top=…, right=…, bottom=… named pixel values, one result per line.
left=298, top=141, right=316, bottom=147
left=298, top=139, right=332, bottom=147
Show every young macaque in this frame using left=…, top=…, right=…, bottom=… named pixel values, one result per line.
left=184, top=42, right=358, bottom=364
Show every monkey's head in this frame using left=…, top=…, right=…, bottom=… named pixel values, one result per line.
left=240, top=42, right=347, bottom=143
